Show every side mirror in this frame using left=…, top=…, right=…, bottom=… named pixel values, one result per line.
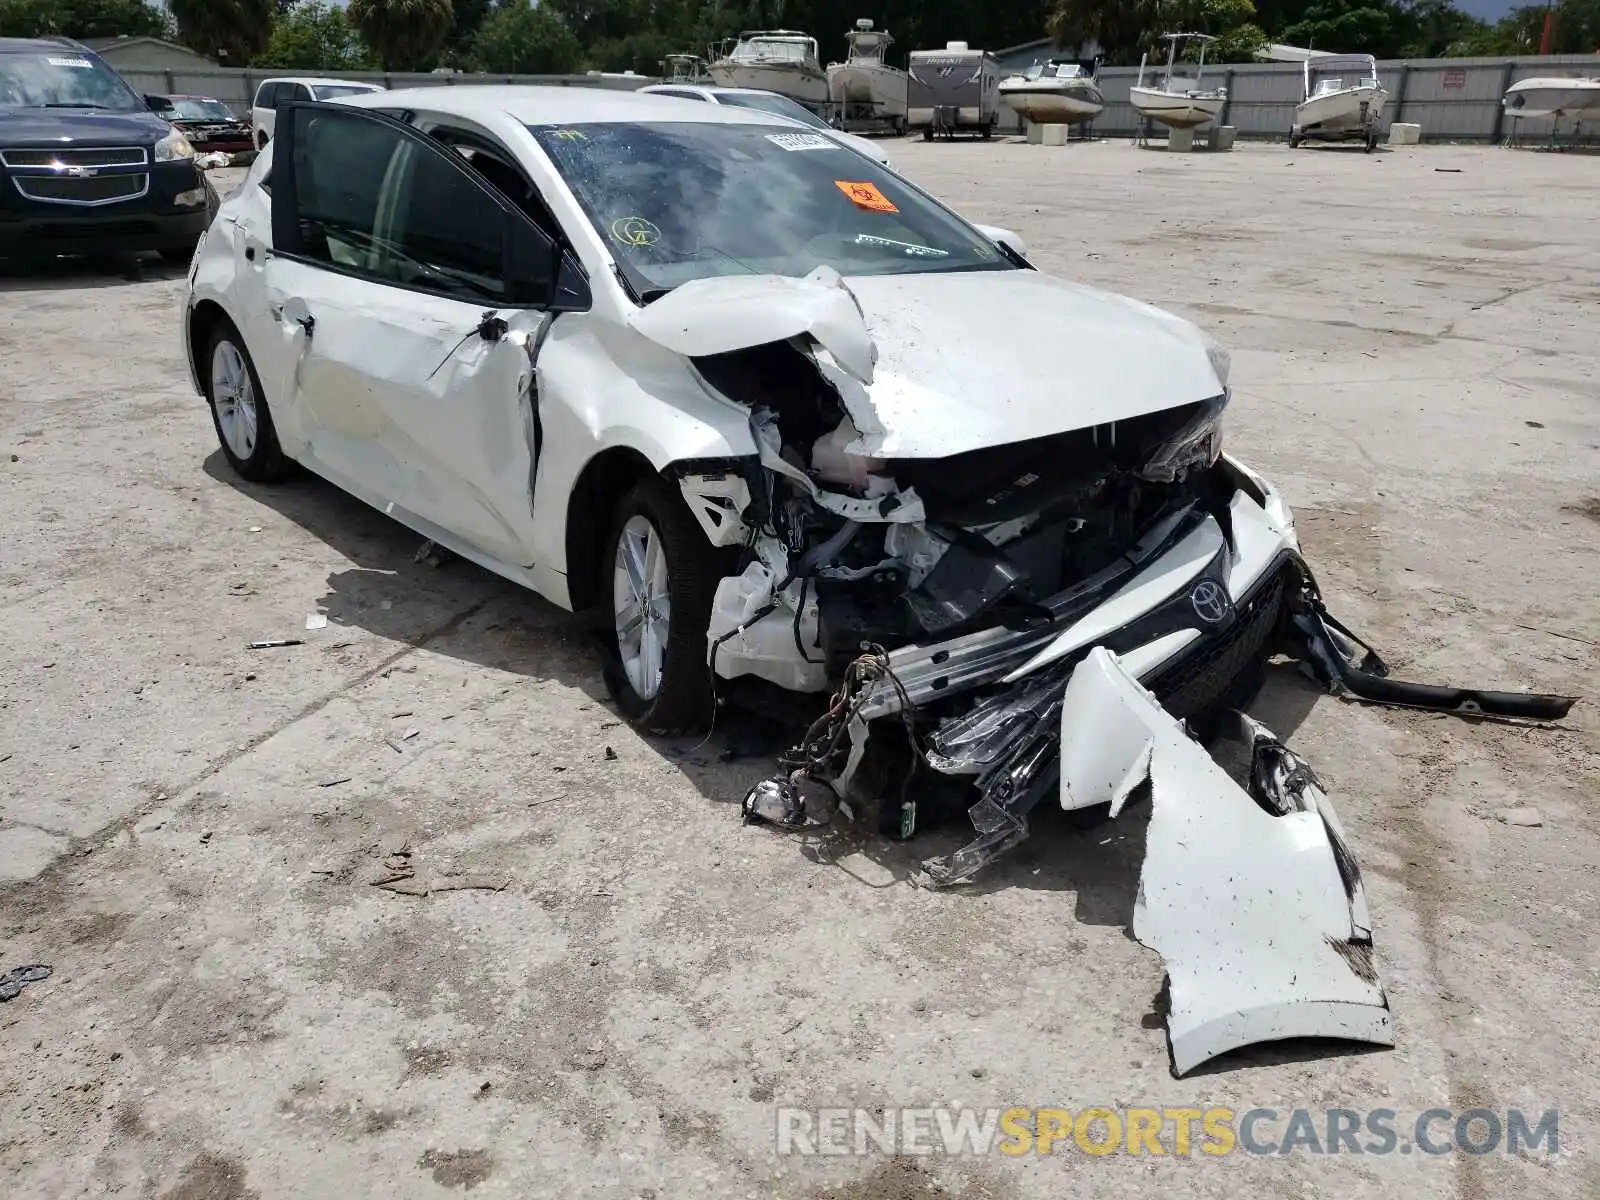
left=973, top=223, right=1028, bottom=261
left=145, top=93, right=174, bottom=113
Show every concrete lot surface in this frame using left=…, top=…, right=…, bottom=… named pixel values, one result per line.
left=2, top=140, right=1598, bottom=1198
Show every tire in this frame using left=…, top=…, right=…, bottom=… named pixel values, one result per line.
left=203, top=322, right=292, bottom=482
left=600, top=476, right=728, bottom=735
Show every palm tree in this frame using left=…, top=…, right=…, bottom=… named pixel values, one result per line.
left=347, top=0, right=456, bottom=71
left=170, top=0, right=276, bottom=64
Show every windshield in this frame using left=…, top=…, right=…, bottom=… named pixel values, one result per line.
left=731, top=39, right=811, bottom=64
left=313, top=84, right=376, bottom=100
left=718, top=92, right=831, bottom=130
left=531, top=121, right=1012, bottom=295
left=169, top=98, right=236, bottom=121
left=0, top=50, right=142, bottom=112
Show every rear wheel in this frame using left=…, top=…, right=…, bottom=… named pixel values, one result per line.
left=204, top=324, right=292, bottom=482
left=601, top=477, right=728, bottom=734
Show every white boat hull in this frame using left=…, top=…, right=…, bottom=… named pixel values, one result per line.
left=827, top=61, right=907, bottom=118
left=1130, top=87, right=1225, bottom=130
left=708, top=62, right=830, bottom=106
left=1503, top=77, right=1600, bottom=120
left=999, top=81, right=1104, bottom=125
left=1295, top=85, right=1388, bottom=134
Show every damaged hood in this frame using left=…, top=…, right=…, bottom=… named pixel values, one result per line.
left=631, top=267, right=1225, bottom=460
left=843, top=271, right=1224, bottom=458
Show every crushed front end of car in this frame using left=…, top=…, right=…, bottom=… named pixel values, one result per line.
left=632, top=266, right=1575, bottom=1076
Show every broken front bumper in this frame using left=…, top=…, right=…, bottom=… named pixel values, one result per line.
left=855, top=454, right=1299, bottom=727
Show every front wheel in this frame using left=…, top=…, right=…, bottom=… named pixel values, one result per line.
left=601, top=477, right=727, bottom=734
left=204, top=324, right=292, bottom=482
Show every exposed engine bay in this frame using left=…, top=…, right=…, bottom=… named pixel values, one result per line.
left=681, top=336, right=1234, bottom=698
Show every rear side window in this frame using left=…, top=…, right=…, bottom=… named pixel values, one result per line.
left=284, top=107, right=537, bottom=303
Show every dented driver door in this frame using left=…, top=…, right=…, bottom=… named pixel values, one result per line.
left=265, top=102, right=561, bottom=569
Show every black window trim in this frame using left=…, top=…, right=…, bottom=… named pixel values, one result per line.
left=422, top=120, right=576, bottom=251
left=269, top=100, right=573, bottom=311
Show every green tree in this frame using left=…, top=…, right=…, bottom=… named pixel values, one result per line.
left=254, top=0, right=373, bottom=70
left=470, top=1, right=583, bottom=74
left=170, top=0, right=275, bottom=64
left=0, top=0, right=170, bottom=39
left=446, top=0, right=494, bottom=52
left=346, top=0, right=454, bottom=70
left=585, top=29, right=676, bottom=73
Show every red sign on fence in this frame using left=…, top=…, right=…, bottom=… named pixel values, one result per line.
left=1442, top=68, right=1467, bottom=88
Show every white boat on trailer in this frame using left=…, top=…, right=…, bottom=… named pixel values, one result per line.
left=709, top=30, right=829, bottom=109
left=1130, top=33, right=1226, bottom=131
left=827, top=18, right=907, bottom=132
left=998, top=58, right=1104, bottom=126
left=1290, top=53, right=1389, bottom=150
left=1502, top=75, right=1600, bottom=120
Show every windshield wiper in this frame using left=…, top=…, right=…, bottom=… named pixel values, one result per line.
left=41, top=102, right=117, bottom=109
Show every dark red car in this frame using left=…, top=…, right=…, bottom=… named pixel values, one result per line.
left=153, top=94, right=253, bottom=155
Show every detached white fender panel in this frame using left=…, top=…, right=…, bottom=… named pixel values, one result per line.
left=1059, top=647, right=1393, bottom=1077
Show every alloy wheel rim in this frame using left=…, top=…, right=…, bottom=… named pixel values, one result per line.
left=613, top=514, right=671, bottom=700
left=211, top=340, right=258, bottom=461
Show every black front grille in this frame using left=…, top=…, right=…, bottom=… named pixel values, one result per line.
left=0, top=146, right=146, bottom=168
left=1146, top=565, right=1287, bottom=722
left=15, top=174, right=146, bottom=204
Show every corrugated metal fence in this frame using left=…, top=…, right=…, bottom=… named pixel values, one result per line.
left=119, top=56, right=1598, bottom=143
left=998, top=54, right=1600, bottom=141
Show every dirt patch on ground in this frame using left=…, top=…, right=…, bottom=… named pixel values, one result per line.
left=160, top=1152, right=257, bottom=1200
left=418, top=1147, right=494, bottom=1190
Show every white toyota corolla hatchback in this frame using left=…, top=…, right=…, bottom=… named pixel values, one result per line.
left=190, top=84, right=1536, bottom=1074
left=185, top=85, right=1300, bottom=733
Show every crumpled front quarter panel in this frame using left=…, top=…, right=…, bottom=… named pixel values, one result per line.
left=530, top=314, right=757, bottom=576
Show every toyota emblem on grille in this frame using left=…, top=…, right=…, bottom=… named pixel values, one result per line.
left=1191, top=580, right=1232, bottom=625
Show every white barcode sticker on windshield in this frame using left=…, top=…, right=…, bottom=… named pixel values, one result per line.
left=49, top=57, right=95, bottom=68
left=765, top=132, right=837, bottom=152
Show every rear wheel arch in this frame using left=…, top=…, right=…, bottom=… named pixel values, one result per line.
left=564, top=447, right=659, bottom=613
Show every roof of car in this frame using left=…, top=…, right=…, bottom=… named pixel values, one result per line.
left=0, top=37, right=92, bottom=53
left=260, top=77, right=384, bottom=89
left=339, top=85, right=792, bottom=127
left=638, top=85, right=787, bottom=100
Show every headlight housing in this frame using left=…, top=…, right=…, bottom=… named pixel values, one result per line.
left=154, top=129, right=195, bottom=161
left=1140, top=393, right=1227, bottom=483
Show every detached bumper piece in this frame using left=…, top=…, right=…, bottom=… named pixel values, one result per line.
left=1055, top=650, right=1392, bottom=1076
left=1289, top=570, right=1577, bottom=722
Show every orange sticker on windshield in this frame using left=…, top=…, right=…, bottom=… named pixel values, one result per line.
left=835, top=180, right=898, bottom=213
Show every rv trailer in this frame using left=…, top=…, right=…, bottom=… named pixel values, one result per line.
left=908, top=41, right=999, bottom=139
